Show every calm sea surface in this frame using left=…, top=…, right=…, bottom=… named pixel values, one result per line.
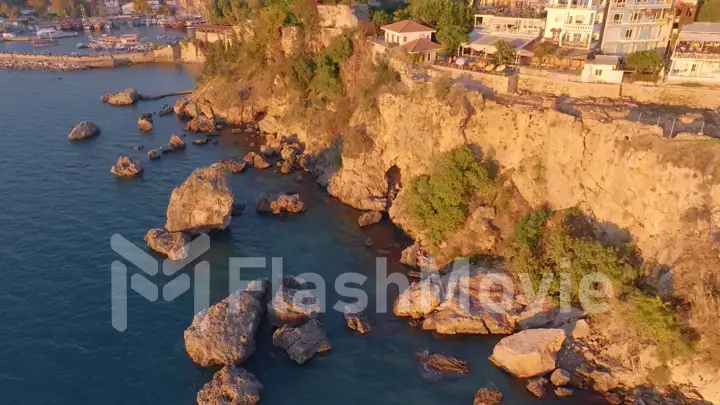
left=0, top=56, right=605, bottom=404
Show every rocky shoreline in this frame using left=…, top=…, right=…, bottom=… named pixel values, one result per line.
left=0, top=59, right=89, bottom=71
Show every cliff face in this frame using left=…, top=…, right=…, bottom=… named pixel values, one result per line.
left=191, top=76, right=720, bottom=401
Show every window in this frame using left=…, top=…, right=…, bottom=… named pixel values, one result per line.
left=594, top=69, right=603, bottom=76
left=573, top=33, right=581, bottom=42
left=630, top=12, right=642, bottom=21
left=612, top=12, right=623, bottom=23
left=403, top=36, right=407, bottom=42
left=625, top=29, right=633, bottom=39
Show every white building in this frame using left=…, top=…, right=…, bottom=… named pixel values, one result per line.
left=668, top=22, right=720, bottom=83
left=121, top=3, right=135, bottom=14
left=379, top=20, right=443, bottom=63
left=581, top=55, right=624, bottom=82
left=104, top=0, right=121, bottom=15
left=600, top=0, right=674, bottom=56
left=543, top=0, right=605, bottom=49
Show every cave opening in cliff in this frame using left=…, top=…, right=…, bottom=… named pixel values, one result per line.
left=386, top=165, right=402, bottom=201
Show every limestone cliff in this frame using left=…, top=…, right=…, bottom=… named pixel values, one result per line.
left=190, top=75, right=720, bottom=402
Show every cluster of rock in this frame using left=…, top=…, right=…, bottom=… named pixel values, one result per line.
left=256, top=193, right=305, bottom=215
left=68, top=121, right=101, bottom=140
left=137, top=113, right=153, bottom=132
left=174, top=97, right=217, bottom=133
left=101, top=88, right=140, bottom=106
left=260, top=134, right=307, bottom=174
left=147, top=134, right=186, bottom=160
left=110, top=156, right=143, bottom=177
left=184, top=275, right=332, bottom=402
left=0, top=59, right=89, bottom=71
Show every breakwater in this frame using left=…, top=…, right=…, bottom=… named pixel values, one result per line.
left=0, top=59, right=89, bottom=71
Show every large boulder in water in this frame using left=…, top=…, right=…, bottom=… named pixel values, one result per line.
left=416, top=349, right=469, bottom=379
left=101, top=88, right=140, bottom=106
left=243, top=152, right=271, bottom=169
left=165, top=165, right=234, bottom=235
left=138, top=114, right=153, bottom=132
left=110, top=156, right=143, bottom=177
left=144, top=228, right=190, bottom=260
left=216, top=157, right=247, bottom=173
left=474, top=387, right=503, bottom=405
left=489, top=328, right=566, bottom=378
left=197, top=366, right=262, bottom=405
left=358, top=210, right=382, bottom=227
left=168, top=134, right=186, bottom=150
left=267, top=276, right=321, bottom=326
left=272, top=319, right=331, bottom=364
left=184, top=279, right=269, bottom=367
left=68, top=121, right=100, bottom=140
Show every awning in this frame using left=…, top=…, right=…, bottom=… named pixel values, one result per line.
left=462, top=29, right=538, bottom=56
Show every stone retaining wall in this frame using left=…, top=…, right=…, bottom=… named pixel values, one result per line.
left=431, top=65, right=518, bottom=95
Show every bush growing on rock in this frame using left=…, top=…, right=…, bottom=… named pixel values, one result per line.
left=406, top=146, right=497, bottom=244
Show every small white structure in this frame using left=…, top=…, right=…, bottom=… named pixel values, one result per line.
left=581, top=55, right=623, bottom=83
left=668, top=22, right=720, bottom=83
left=379, top=20, right=443, bottom=63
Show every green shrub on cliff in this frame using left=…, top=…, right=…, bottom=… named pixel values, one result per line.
left=407, top=146, right=496, bottom=244
left=623, top=290, right=694, bottom=361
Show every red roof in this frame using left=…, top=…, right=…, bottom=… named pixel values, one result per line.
left=381, top=20, right=436, bottom=34
left=401, top=37, right=443, bottom=53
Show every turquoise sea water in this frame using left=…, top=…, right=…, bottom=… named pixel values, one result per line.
left=0, top=64, right=605, bottom=404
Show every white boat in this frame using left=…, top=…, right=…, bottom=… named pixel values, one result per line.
left=37, top=28, right=79, bottom=38
left=2, top=32, right=17, bottom=39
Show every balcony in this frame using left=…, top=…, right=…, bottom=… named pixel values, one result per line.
left=547, top=0, right=602, bottom=9
left=563, top=23, right=594, bottom=31
left=610, top=0, right=672, bottom=8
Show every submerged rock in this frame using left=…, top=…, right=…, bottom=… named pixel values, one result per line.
left=489, top=329, right=566, bottom=378
left=158, top=104, right=173, bottom=116
left=554, top=387, right=573, bottom=398
left=133, top=144, right=144, bottom=152
left=197, top=366, right=262, bottom=405
left=184, top=279, right=268, bottom=366
left=473, top=387, right=503, bottom=405
left=280, top=159, right=295, bottom=174
left=194, top=136, right=210, bottom=145
left=216, top=157, right=247, bottom=173
left=110, top=156, right=143, bottom=177
left=526, top=377, right=549, bottom=398
left=416, top=349, right=468, bottom=379
left=272, top=319, right=331, bottom=364
left=393, top=274, right=442, bottom=319
left=144, top=228, right=189, bottom=260
left=101, top=88, right=139, bottom=106
left=358, top=210, right=382, bottom=227
left=68, top=121, right=100, bottom=140
left=165, top=165, right=234, bottom=235
left=147, top=148, right=161, bottom=159
left=256, top=193, right=305, bottom=215
left=343, top=303, right=372, bottom=334
left=231, top=203, right=245, bottom=216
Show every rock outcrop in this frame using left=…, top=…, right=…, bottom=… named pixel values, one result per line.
left=357, top=210, right=382, bottom=227
left=393, top=274, right=442, bottom=318
left=68, top=121, right=100, bottom=140
left=421, top=267, right=517, bottom=335
left=168, top=134, right=186, bottom=149
left=343, top=303, right=371, bottom=334
left=489, top=329, right=566, bottom=378
left=473, top=387, right=503, bottom=405
left=267, top=277, right=321, bottom=326
left=243, top=152, right=271, bottom=169
left=526, top=377, right=549, bottom=398
left=147, top=148, right=161, bottom=159
left=144, top=229, right=189, bottom=260
left=197, top=366, right=262, bottom=405
left=272, top=318, right=331, bottom=364
left=165, top=165, right=234, bottom=234
left=110, top=156, right=143, bottom=177
left=185, top=279, right=268, bottom=366
left=101, top=88, right=139, bottom=106
left=256, top=193, right=305, bottom=215
left=138, top=113, right=153, bottom=132
left=551, top=368, right=571, bottom=387
left=185, top=115, right=215, bottom=133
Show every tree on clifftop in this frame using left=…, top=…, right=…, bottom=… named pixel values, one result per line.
left=492, top=39, right=516, bottom=65
left=133, top=0, right=152, bottom=14
left=624, top=50, right=663, bottom=74
left=409, top=0, right=473, bottom=56
left=698, top=0, right=720, bottom=21
left=0, top=3, right=20, bottom=20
